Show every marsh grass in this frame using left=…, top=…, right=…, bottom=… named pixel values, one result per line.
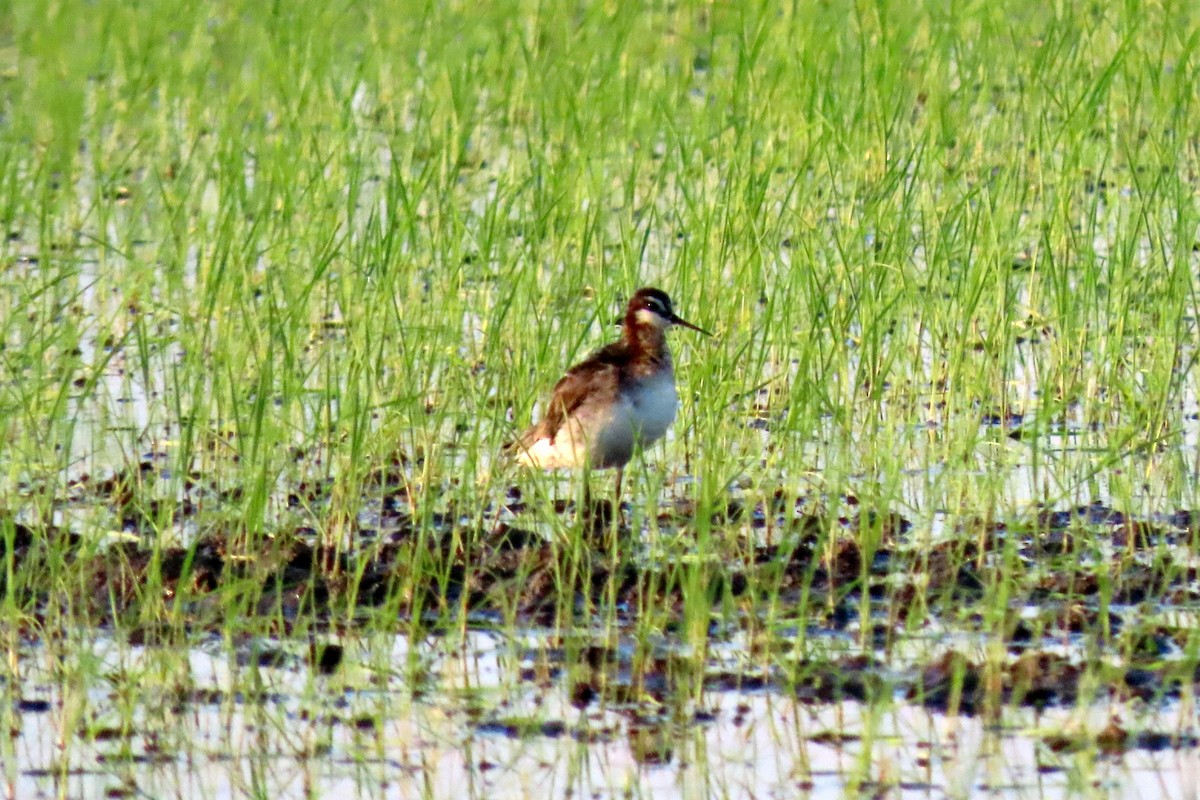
left=3, top=0, right=1200, bottom=795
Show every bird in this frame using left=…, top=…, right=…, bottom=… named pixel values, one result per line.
left=506, top=287, right=709, bottom=505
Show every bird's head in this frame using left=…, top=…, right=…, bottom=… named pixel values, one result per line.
left=625, top=287, right=709, bottom=334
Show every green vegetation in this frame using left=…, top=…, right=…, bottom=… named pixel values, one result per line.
left=2, top=0, right=1199, bottom=796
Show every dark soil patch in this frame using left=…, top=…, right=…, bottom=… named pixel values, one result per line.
left=6, top=474, right=1200, bottom=715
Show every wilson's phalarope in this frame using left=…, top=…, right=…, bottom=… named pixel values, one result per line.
left=507, top=287, right=709, bottom=500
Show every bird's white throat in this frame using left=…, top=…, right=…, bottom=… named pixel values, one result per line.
left=634, top=307, right=670, bottom=329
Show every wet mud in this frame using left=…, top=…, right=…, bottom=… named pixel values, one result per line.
left=5, top=459, right=1200, bottom=717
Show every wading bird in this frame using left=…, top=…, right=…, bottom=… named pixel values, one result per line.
left=507, top=287, right=709, bottom=507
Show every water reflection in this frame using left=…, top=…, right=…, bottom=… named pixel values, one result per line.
left=8, top=631, right=1200, bottom=799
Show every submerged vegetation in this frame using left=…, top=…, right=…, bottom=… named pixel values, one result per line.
left=3, top=0, right=1200, bottom=796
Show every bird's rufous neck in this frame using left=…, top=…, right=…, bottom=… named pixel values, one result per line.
left=623, top=319, right=670, bottom=361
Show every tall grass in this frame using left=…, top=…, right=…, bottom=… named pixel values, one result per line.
left=1, top=0, right=1200, bottom=794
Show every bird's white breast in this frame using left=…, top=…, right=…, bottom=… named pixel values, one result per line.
left=626, top=371, right=677, bottom=445
left=514, top=369, right=679, bottom=471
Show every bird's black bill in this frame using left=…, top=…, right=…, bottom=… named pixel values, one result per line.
left=670, top=313, right=711, bottom=336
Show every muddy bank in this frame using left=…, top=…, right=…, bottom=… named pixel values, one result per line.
left=4, top=461, right=1200, bottom=714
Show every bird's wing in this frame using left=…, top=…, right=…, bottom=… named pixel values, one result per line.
left=510, top=343, right=628, bottom=449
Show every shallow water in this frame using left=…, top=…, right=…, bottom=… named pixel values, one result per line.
left=8, top=631, right=1200, bottom=800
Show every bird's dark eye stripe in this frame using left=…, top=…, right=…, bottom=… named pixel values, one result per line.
left=645, top=297, right=668, bottom=314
